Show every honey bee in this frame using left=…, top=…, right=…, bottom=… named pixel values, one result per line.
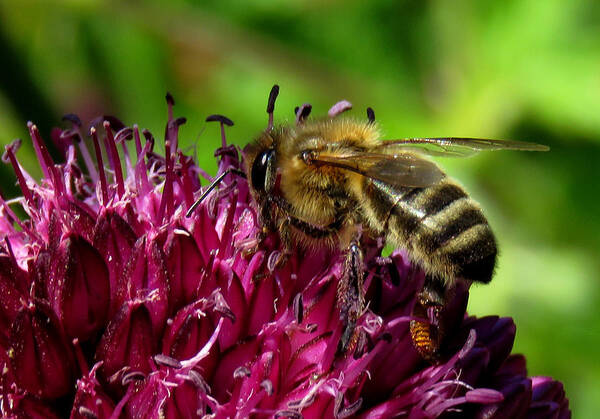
left=190, top=85, right=548, bottom=360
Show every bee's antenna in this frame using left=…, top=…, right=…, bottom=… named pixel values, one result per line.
left=367, top=107, right=375, bottom=124
left=328, top=100, right=352, bottom=118
left=206, top=114, right=234, bottom=148
left=295, top=103, right=312, bottom=125
left=266, top=84, right=279, bottom=132
left=186, top=168, right=246, bottom=217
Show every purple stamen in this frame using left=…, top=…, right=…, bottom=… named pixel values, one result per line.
left=115, top=127, right=134, bottom=178
left=206, top=115, right=234, bottom=149
left=142, top=129, right=155, bottom=152
left=328, top=100, right=353, bottom=118
left=1, top=202, right=38, bottom=242
left=91, top=127, right=109, bottom=205
left=158, top=141, right=174, bottom=223
left=266, top=84, right=279, bottom=131
left=75, top=134, right=98, bottom=183
left=217, top=189, right=239, bottom=258
left=164, top=93, right=183, bottom=155
left=165, top=117, right=186, bottom=155
left=178, top=152, right=195, bottom=208
left=4, top=237, right=16, bottom=263
left=27, top=122, right=53, bottom=180
left=133, top=124, right=143, bottom=157
left=72, top=338, right=90, bottom=376
left=295, top=104, right=312, bottom=125
left=2, top=140, right=34, bottom=205
left=166, top=92, right=175, bottom=122
left=133, top=127, right=151, bottom=195
left=103, top=121, right=125, bottom=198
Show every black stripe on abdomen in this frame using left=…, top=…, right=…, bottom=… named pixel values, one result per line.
left=445, top=225, right=497, bottom=283
left=412, top=183, right=468, bottom=216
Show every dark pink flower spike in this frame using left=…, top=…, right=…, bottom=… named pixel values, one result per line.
left=0, top=94, right=569, bottom=418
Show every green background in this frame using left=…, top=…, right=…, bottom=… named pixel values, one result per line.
left=0, top=1, right=598, bottom=417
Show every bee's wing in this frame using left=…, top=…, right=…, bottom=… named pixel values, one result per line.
left=310, top=152, right=445, bottom=187
left=376, top=137, right=549, bottom=157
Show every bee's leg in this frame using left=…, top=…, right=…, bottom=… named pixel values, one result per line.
left=271, top=216, right=293, bottom=268
left=337, top=240, right=365, bottom=355
left=409, top=276, right=445, bottom=362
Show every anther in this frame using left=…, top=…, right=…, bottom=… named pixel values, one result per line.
left=295, top=104, right=312, bottom=125
left=267, top=84, right=280, bottom=131
left=153, top=354, right=182, bottom=369
left=62, top=113, right=82, bottom=127
left=366, top=107, right=375, bottom=123
left=293, top=293, right=304, bottom=324
left=233, top=366, right=251, bottom=379
left=328, top=100, right=353, bottom=118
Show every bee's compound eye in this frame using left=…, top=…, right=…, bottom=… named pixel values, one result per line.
left=251, top=149, right=274, bottom=192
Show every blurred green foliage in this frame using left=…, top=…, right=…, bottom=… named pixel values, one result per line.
left=0, top=0, right=599, bottom=416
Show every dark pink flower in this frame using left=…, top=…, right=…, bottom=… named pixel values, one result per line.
left=0, top=93, right=569, bottom=418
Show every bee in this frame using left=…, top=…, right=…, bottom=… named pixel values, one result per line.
left=190, top=85, right=548, bottom=360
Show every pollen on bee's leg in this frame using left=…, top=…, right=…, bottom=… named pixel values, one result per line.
left=410, top=295, right=443, bottom=362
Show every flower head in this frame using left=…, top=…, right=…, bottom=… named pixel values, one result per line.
left=0, top=92, right=570, bottom=418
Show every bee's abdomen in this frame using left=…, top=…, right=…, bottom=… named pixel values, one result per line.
left=366, top=178, right=497, bottom=283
